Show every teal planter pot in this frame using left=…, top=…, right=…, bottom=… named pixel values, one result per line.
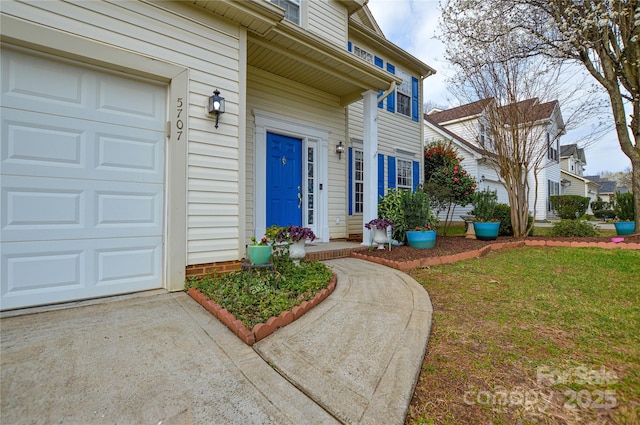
left=247, top=245, right=272, bottom=265
left=406, top=230, right=437, bottom=249
left=473, top=221, right=500, bottom=241
left=614, top=221, right=635, bottom=236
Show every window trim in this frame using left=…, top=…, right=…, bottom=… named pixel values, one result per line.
left=352, top=147, right=364, bottom=215
left=396, top=157, right=413, bottom=190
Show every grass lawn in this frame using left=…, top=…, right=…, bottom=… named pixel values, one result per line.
left=407, top=246, right=640, bottom=425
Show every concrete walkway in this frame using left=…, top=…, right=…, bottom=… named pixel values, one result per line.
left=0, top=258, right=433, bottom=425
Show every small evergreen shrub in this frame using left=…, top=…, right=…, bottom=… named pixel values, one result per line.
left=550, top=220, right=598, bottom=237
left=613, top=192, right=635, bottom=221
left=590, top=197, right=615, bottom=220
left=492, top=203, right=533, bottom=236
left=549, top=195, right=590, bottom=219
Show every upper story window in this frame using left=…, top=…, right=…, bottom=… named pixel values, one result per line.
left=396, top=69, right=411, bottom=117
left=271, top=0, right=300, bottom=24
left=397, top=158, right=413, bottom=190
left=569, top=157, right=575, bottom=172
left=353, top=45, right=374, bottom=64
left=546, top=132, right=559, bottom=162
left=479, top=124, right=486, bottom=145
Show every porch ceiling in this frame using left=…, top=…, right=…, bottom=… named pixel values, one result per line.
left=248, top=29, right=398, bottom=106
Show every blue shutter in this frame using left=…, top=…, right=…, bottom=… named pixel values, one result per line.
left=412, top=160, right=420, bottom=191
left=387, top=156, right=396, bottom=189
left=378, top=154, right=385, bottom=199
left=348, top=41, right=352, bottom=52
left=375, top=58, right=384, bottom=109
left=386, top=64, right=395, bottom=113
left=411, top=76, right=419, bottom=122
left=348, top=147, right=353, bottom=215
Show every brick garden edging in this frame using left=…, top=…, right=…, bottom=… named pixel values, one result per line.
left=188, top=273, right=337, bottom=346
left=352, top=240, right=640, bottom=272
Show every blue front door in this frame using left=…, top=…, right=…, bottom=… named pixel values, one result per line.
left=266, top=132, right=302, bottom=227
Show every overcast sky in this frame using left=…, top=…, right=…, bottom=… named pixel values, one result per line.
left=367, top=0, right=631, bottom=174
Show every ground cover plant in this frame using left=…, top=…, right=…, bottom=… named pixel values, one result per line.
left=185, top=256, right=333, bottom=329
left=406, top=247, right=640, bottom=425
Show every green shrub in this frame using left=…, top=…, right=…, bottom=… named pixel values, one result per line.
left=470, top=189, right=498, bottom=221
left=549, top=195, right=590, bottom=219
left=550, top=219, right=598, bottom=237
left=590, top=197, right=615, bottom=220
left=492, top=203, right=533, bottom=236
left=377, top=188, right=405, bottom=240
left=613, top=192, right=635, bottom=221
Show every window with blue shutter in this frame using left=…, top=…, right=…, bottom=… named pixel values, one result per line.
left=387, top=156, right=396, bottom=189
left=348, top=41, right=352, bottom=52
left=386, top=63, right=395, bottom=113
left=411, top=76, right=419, bottom=122
left=412, top=160, right=420, bottom=190
left=378, top=154, right=385, bottom=199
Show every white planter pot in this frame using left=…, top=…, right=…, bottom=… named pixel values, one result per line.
left=372, top=228, right=388, bottom=249
left=289, top=240, right=307, bottom=261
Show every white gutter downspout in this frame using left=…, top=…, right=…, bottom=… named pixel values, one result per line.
left=377, top=81, right=396, bottom=103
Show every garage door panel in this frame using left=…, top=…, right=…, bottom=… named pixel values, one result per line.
left=2, top=176, right=162, bottom=242
left=97, top=131, right=161, bottom=175
left=1, top=49, right=86, bottom=110
left=1, top=49, right=165, bottom=130
left=2, top=108, right=164, bottom=183
left=5, top=187, right=83, bottom=227
left=97, top=74, right=166, bottom=127
left=3, top=116, right=85, bottom=167
left=1, top=238, right=161, bottom=310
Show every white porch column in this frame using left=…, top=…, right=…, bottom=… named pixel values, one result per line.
left=362, top=90, right=379, bottom=245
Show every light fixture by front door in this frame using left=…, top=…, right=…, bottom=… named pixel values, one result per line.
left=335, top=141, right=345, bottom=159
left=207, top=89, right=225, bottom=129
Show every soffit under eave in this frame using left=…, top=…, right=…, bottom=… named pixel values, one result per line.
left=189, top=0, right=283, bottom=36
left=337, top=0, right=368, bottom=15
left=248, top=31, right=400, bottom=106
left=349, top=20, right=436, bottom=77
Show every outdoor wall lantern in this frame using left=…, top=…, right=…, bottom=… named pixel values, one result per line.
left=207, top=89, right=225, bottom=129
left=335, top=141, right=345, bottom=159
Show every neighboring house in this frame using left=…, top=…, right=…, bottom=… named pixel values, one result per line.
left=584, top=176, right=620, bottom=203
left=0, top=0, right=434, bottom=310
left=423, top=116, right=508, bottom=221
left=559, top=144, right=600, bottom=214
left=425, top=97, right=565, bottom=221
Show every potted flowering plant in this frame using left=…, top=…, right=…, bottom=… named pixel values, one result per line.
left=406, top=224, right=438, bottom=249
left=247, top=236, right=272, bottom=265
left=365, top=218, right=394, bottom=249
left=275, top=225, right=317, bottom=262
left=470, top=189, right=500, bottom=240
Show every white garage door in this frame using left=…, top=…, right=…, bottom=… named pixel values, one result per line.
left=1, top=48, right=166, bottom=310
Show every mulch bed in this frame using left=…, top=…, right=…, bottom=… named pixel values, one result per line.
left=352, top=234, right=640, bottom=263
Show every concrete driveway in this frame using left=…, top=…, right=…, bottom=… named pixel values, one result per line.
left=1, top=292, right=336, bottom=425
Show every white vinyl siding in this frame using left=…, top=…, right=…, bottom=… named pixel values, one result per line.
left=307, top=0, right=348, bottom=47
left=246, top=66, right=346, bottom=241
left=2, top=0, right=243, bottom=267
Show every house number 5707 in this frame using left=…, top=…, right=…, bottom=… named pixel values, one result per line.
left=176, top=98, right=184, bottom=141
